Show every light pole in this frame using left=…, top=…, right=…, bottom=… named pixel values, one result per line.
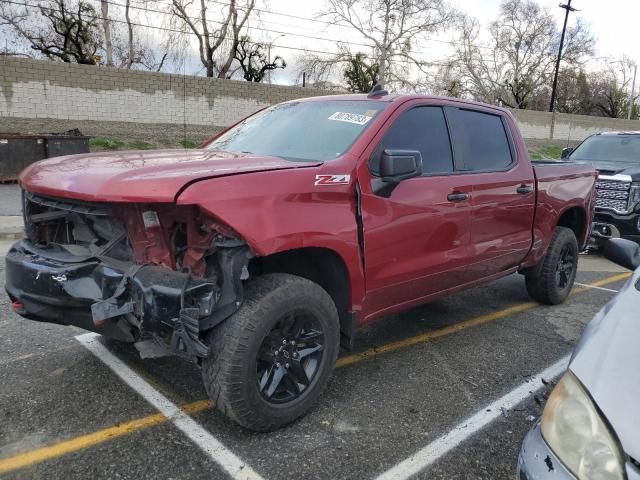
left=628, top=64, right=637, bottom=120
left=267, top=34, right=286, bottom=85
left=549, top=0, right=577, bottom=113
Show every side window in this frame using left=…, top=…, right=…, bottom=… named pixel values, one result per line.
left=371, top=106, right=454, bottom=175
left=447, top=108, right=513, bottom=171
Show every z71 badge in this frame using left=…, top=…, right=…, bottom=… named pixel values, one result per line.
left=314, top=174, right=351, bottom=186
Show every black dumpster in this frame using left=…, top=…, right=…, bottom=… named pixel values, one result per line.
left=0, top=131, right=90, bottom=182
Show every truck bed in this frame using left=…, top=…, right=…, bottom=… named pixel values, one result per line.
left=524, top=161, right=597, bottom=267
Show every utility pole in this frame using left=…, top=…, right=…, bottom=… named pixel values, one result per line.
left=628, top=64, right=637, bottom=120
left=267, top=34, right=286, bottom=85
left=549, top=0, right=577, bottom=113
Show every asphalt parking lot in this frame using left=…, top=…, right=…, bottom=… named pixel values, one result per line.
left=0, top=185, right=21, bottom=216
left=0, top=238, right=631, bottom=480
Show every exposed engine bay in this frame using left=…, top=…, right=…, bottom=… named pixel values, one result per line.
left=6, top=191, right=252, bottom=359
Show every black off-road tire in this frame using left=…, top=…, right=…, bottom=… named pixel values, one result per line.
left=525, top=226, right=579, bottom=305
left=201, top=273, right=340, bottom=432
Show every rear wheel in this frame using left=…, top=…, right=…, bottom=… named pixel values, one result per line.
left=201, top=273, right=340, bottom=432
left=525, top=226, right=579, bottom=305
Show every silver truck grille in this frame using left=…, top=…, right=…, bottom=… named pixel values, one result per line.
left=595, top=175, right=632, bottom=214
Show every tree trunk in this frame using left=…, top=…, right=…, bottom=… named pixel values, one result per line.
left=100, top=0, right=113, bottom=66
left=125, top=0, right=134, bottom=68
left=218, top=41, right=237, bottom=79
left=377, top=2, right=391, bottom=84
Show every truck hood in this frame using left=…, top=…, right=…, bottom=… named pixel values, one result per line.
left=579, top=160, right=640, bottom=181
left=20, top=149, right=319, bottom=203
left=569, top=268, right=640, bottom=462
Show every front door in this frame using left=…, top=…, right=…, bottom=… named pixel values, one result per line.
left=359, top=103, right=473, bottom=318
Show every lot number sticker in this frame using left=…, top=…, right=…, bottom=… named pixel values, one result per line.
left=328, top=112, right=373, bottom=125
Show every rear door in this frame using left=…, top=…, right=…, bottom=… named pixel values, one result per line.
left=359, top=102, right=473, bottom=317
left=445, top=107, right=535, bottom=280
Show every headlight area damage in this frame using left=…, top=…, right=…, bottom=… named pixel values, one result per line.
left=541, top=371, right=626, bottom=480
left=5, top=192, right=252, bottom=359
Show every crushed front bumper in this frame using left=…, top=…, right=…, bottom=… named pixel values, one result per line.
left=5, top=240, right=217, bottom=356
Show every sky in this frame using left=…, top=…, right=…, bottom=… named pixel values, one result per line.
left=456, top=0, right=640, bottom=62
left=48, top=0, right=637, bottom=84
left=253, top=0, right=640, bottom=85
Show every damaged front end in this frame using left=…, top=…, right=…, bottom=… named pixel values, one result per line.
left=5, top=191, right=251, bottom=359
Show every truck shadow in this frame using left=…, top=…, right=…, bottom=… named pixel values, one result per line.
left=101, top=273, right=532, bottom=411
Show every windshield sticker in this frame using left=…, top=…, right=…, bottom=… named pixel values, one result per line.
left=328, top=112, right=373, bottom=125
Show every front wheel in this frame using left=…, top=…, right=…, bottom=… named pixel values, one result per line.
left=525, top=226, right=579, bottom=305
left=201, top=273, right=340, bottom=432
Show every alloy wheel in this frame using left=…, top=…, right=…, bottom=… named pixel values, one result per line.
left=256, top=309, right=325, bottom=404
left=556, top=244, right=575, bottom=289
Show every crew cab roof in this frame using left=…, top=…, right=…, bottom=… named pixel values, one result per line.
left=290, top=93, right=512, bottom=115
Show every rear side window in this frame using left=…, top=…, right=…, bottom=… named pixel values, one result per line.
left=447, top=108, right=513, bottom=171
left=372, top=106, right=453, bottom=175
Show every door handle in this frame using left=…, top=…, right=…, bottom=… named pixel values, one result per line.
left=517, top=185, right=533, bottom=194
left=447, top=192, right=470, bottom=202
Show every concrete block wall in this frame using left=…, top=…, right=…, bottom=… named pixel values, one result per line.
left=0, top=57, right=333, bottom=143
left=1, top=56, right=639, bottom=144
left=511, top=109, right=640, bottom=142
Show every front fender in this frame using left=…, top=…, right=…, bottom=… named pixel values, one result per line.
left=176, top=166, right=365, bottom=312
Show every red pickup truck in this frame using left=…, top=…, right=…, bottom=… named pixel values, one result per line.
left=6, top=92, right=596, bottom=431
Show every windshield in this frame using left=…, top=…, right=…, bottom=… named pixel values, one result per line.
left=206, top=100, right=384, bottom=162
left=570, top=134, right=640, bottom=164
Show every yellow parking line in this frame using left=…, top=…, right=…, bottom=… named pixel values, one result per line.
left=585, top=272, right=631, bottom=288
left=337, top=271, right=631, bottom=368
left=0, top=400, right=212, bottom=476
left=0, top=272, right=630, bottom=475
left=336, top=301, right=538, bottom=368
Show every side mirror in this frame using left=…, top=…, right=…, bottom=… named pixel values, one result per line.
left=561, top=147, right=574, bottom=159
left=379, top=149, right=423, bottom=183
left=604, top=238, right=640, bottom=271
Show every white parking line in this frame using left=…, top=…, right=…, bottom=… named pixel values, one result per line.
left=374, top=355, right=570, bottom=480
left=75, top=333, right=264, bottom=480
left=574, top=282, right=619, bottom=294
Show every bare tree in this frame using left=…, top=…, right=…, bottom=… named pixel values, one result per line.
left=318, top=0, right=456, bottom=90
left=169, top=0, right=255, bottom=78
left=295, top=43, right=359, bottom=87
left=170, top=0, right=231, bottom=77
left=450, top=0, right=594, bottom=109
left=217, top=0, right=255, bottom=78
left=114, top=0, right=174, bottom=71
left=590, top=58, right=639, bottom=118
left=0, top=0, right=101, bottom=64
left=230, top=36, right=286, bottom=82
left=553, top=68, right=591, bottom=114
left=1, top=0, right=186, bottom=72
left=0, top=3, right=33, bottom=57
left=431, top=61, right=464, bottom=98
